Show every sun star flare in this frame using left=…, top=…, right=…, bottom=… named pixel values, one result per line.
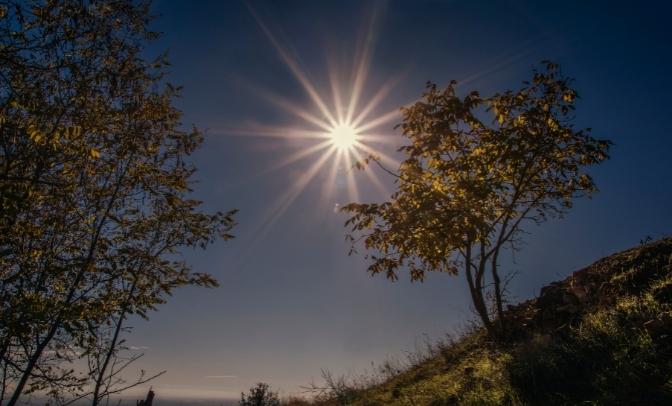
left=219, top=3, right=403, bottom=248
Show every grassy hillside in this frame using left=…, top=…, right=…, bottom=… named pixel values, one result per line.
left=300, top=238, right=672, bottom=406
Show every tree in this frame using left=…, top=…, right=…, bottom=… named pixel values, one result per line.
left=240, top=382, right=280, bottom=406
left=0, top=1, right=236, bottom=403
left=343, top=62, right=611, bottom=338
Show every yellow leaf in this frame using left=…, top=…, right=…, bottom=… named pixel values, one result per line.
left=29, top=128, right=42, bottom=143
left=90, top=148, right=100, bottom=159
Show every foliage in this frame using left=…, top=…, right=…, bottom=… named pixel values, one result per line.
left=344, top=62, right=611, bottom=336
left=240, top=382, right=281, bottom=406
left=0, top=1, right=236, bottom=404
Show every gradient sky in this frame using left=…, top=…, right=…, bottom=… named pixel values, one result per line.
left=123, top=0, right=672, bottom=401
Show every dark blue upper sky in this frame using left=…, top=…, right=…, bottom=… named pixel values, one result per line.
left=126, top=0, right=672, bottom=400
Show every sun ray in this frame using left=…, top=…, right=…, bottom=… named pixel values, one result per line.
left=344, top=9, right=379, bottom=124
left=355, top=141, right=399, bottom=171
left=351, top=74, right=401, bottom=129
left=319, top=148, right=344, bottom=208
left=212, top=124, right=327, bottom=140
left=328, top=60, right=345, bottom=124
left=355, top=109, right=400, bottom=134
left=351, top=145, right=389, bottom=197
left=217, top=140, right=332, bottom=193
left=344, top=4, right=386, bottom=126
left=458, top=38, right=540, bottom=87
left=342, top=151, right=360, bottom=203
left=227, top=146, right=337, bottom=271
left=358, top=133, right=399, bottom=145
left=266, top=139, right=333, bottom=172
left=254, top=89, right=334, bottom=132
left=260, top=146, right=337, bottom=235
left=246, top=3, right=337, bottom=126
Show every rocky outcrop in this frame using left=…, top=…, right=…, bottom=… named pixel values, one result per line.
left=505, top=238, right=672, bottom=339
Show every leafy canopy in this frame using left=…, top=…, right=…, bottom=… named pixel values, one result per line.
left=344, top=62, right=611, bottom=334
left=0, top=1, right=236, bottom=403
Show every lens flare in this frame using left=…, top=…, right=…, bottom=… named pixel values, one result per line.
left=221, top=3, right=404, bottom=266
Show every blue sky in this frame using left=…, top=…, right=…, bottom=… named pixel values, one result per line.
left=124, top=0, right=672, bottom=400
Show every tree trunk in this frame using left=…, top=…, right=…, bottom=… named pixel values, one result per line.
left=91, top=281, right=136, bottom=406
left=491, top=252, right=506, bottom=337
left=464, top=245, right=493, bottom=335
left=5, top=322, right=58, bottom=406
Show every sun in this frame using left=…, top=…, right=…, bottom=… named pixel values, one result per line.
left=329, top=123, right=359, bottom=150
left=221, top=3, right=403, bottom=244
